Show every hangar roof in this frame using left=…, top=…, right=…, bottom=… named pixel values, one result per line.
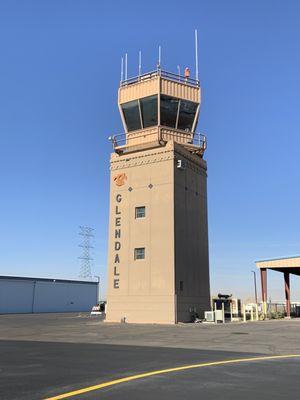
left=0, top=275, right=97, bottom=285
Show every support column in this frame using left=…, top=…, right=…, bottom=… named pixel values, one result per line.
left=260, top=268, right=267, bottom=316
left=284, top=271, right=291, bottom=318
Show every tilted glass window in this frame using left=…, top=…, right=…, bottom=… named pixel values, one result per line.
left=135, top=206, right=146, bottom=219
left=134, top=247, right=145, bottom=260
left=160, top=95, right=179, bottom=128
left=140, top=95, right=158, bottom=128
left=121, top=100, right=142, bottom=132
left=177, top=100, right=198, bottom=132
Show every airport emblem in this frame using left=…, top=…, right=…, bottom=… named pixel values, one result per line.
left=114, top=173, right=127, bottom=187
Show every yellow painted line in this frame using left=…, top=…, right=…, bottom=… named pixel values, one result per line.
left=44, top=354, right=300, bottom=400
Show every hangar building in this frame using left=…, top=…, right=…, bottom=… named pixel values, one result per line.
left=0, top=276, right=97, bottom=314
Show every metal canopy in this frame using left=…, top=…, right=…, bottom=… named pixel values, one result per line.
left=256, top=256, right=300, bottom=276
left=255, top=256, right=300, bottom=317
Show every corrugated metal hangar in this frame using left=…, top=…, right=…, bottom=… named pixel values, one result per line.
left=0, top=276, right=98, bottom=314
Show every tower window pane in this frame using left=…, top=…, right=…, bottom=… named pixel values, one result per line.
left=135, top=206, right=146, bottom=218
left=134, top=248, right=145, bottom=260
left=140, top=95, right=158, bottom=128
left=177, top=100, right=198, bottom=132
left=160, top=95, right=179, bottom=128
left=122, top=100, right=142, bottom=132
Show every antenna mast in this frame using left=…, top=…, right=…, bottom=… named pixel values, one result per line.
left=177, top=65, right=181, bottom=79
left=195, top=29, right=199, bottom=82
left=138, top=50, right=142, bottom=76
left=120, top=57, right=124, bottom=82
left=158, top=45, right=161, bottom=70
left=125, top=53, right=128, bottom=81
left=78, top=226, right=94, bottom=279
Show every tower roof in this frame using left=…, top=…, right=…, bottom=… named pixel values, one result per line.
left=119, top=68, right=200, bottom=105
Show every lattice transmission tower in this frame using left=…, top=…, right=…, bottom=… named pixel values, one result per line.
left=78, top=225, right=94, bottom=279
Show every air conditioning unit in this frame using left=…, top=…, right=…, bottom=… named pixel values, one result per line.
left=204, top=311, right=214, bottom=322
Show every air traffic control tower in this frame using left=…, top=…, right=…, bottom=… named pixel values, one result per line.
left=106, top=64, right=210, bottom=324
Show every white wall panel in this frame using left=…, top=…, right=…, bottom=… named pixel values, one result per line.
left=33, top=282, right=97, bottom=312
left=0, top=278, right=97, bottom=314
left=0, top=280, right=34, bottom=313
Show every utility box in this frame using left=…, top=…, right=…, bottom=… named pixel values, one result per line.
left=212, top=294, right=242, bottom=320
left=215, top=309, right=224, bottom=323
left=204, top=311, right=214, bottom=322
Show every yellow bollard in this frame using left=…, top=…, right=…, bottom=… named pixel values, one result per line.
left=222, top=302, right=225, bottom=323
left=255, top=303, right=259, bottom=321
left=214, top=301, right=217, bottom=324
left=263, top=301, right=267, bottom=316
left=243, top=304, right=246, bottom=322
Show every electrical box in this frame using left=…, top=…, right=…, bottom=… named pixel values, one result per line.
left=215, top=309, right=224, bottom=323
left=204, top=311, right=214, bottom=322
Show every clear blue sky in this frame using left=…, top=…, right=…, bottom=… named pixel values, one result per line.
left=1, top=0, right=300, bottom=302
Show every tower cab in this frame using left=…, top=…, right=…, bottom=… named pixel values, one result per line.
left=111, top=69, right=206, bottom=157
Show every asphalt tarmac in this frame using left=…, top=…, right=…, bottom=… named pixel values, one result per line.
left=1, top=340, right=299, bottom=400
left=84, top=357, right=300, bottom=400
left=1, top=314, right=300, bottom=399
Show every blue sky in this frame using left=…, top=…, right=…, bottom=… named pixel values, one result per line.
left=1, top=0, right=300, bottom=301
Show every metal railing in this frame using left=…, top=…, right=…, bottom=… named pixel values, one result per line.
left=108, top=128, right=206, bottom=151
left=192, top=132, right=207, bottom=150
left=120, top=68, right=200, bottom=88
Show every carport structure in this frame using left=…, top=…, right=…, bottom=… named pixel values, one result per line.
left=255, top=256, right=300, bottom=318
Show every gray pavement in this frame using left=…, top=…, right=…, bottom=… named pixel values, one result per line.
left=1, top=312, right=300, bottom=354
left=0, top=313, right=300, bottom=399
left=84, top=358, right=300, bottom=400
left=0, top=340, right=260, bottom=400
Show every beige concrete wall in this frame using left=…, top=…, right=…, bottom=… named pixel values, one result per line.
left=106, top=143, right=176, bottom=323
left=173, top=143, right=210, bottom=322
left=119, top=77, right=159, bottom=103
left=119, top=76, right=200, bottom=105
left=160, top=127, right=193, bottom=145
left=126, top=126, right=159, bottom=147
left=115, top=127, right=194, bottom=153
left=160, top=78, right=200, bottom=103
left=106, top=142, right=210, bottom=324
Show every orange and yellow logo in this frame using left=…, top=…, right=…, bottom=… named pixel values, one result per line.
left=114, top=173, right=127, bottom=187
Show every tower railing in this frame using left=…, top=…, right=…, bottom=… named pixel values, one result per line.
left=109, top=127, right=206, bottom=153
left=120, top=69, right=200, bottom=88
